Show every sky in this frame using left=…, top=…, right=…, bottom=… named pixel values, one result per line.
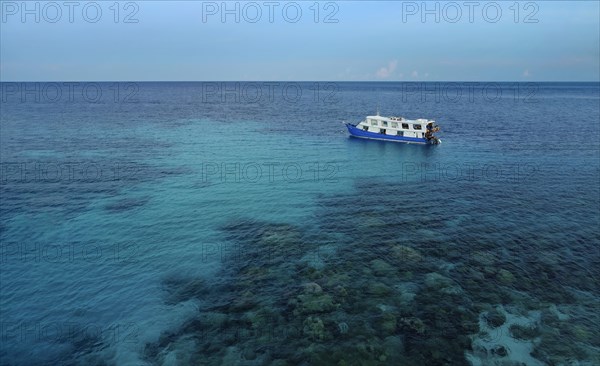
left=1, top=0, right=599, bottom=81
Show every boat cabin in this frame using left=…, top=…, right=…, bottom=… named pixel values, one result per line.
left=357, top=115, right=439, bottom=139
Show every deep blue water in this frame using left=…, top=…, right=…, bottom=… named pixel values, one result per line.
left=1, top=82, right=599, bottom=365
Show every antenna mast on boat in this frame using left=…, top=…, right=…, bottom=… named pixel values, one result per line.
left=376, top=103, right=380, bottom=116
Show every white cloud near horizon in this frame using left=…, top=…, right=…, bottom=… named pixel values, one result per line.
left=376, top=60, right=398, bottom=79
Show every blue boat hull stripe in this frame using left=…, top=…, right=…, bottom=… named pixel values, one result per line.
left=345, top=124, right=429, bottom=144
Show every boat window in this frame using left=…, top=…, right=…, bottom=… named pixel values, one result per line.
left=363, top=126, right=369, bottom=131
left=382, top=121, right=388, bottom=127
left=413, top=124, right=422, bottom=130
left=391, top=122, right=398, bottom=128
left=396, top=131, right=403, bottom=136
left=380, top=128, right=386, bottom=134
left=402, top=123, right=409, bottom=129
left=371, top=120, right=378, bottom=126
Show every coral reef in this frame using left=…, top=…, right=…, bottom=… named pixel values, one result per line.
left=142, top=210, right=599, bottom=366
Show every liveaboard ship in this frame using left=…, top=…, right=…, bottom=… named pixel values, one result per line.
left=345, top=114, right=441, bottom=144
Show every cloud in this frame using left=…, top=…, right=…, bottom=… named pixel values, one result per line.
left=376, top=60, right=398, bottom=79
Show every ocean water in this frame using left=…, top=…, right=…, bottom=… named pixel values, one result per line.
left=0, top=82, right=598, bottom=366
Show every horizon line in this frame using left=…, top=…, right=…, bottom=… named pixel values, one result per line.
left=1, top=80, right=599, bottom=83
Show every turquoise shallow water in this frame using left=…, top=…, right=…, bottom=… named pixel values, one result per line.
left=0, top=82, right=599, bottom=365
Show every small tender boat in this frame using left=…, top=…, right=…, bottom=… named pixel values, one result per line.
left=345, top=114, right=441, bottom=145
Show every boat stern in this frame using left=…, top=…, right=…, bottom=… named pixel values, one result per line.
left=425, top=121, right=442, bottom=144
